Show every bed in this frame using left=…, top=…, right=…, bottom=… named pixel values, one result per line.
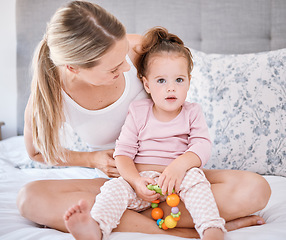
left=1, top=0, right=286, bottom=239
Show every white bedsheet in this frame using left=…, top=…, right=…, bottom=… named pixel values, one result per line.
left=0, top=136, right=285, bottom=240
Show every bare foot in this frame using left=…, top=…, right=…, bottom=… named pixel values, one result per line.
left=64, top=199, right=102, bottom=240
left=226, top=215, right=265, bottom=231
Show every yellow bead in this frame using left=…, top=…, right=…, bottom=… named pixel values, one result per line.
left=164, top=215, right=177, bottom=228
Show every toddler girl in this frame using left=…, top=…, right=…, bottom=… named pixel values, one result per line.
left=64, top=27, right=226, bottom=240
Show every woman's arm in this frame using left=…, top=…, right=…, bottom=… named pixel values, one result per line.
left=23, top=97, right=119, bottom=177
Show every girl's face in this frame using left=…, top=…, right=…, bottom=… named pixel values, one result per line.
left=143, top=53, right=191, bottom=121
left=73, top=36, right=130, bottom=86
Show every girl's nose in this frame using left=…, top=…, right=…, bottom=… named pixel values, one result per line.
left=167, top=82, right=175, bottom=92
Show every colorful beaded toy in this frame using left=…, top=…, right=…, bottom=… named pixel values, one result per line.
left=147, top=184, right=181, bottom=230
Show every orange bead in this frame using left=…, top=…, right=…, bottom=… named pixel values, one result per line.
left=161, top=222, right=168, bottom=230
left=166, top=194, right=180, bottom=207
left=151, top=199, right=160, bottom=204
left=151, top=207, right=164, bottom=220
left=173, top=216, right=181, bottom=221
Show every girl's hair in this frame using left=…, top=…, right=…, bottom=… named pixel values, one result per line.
left=31, top=1, right=126, bottom=165
left=136, top=27, right=193, bottom=80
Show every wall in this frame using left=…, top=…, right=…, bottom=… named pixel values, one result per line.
left=0, top=0, right=17, bottom=139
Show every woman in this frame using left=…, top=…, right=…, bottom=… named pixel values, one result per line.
left=17, top=1, right=271, bottom=238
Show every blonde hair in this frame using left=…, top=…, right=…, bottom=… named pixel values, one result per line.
left=136, top=27, right=193, bottom=80
left=31, top=1, right=126, bottom=165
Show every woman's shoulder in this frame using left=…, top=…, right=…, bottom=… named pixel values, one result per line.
left=127, top=34, right=142, bottom=65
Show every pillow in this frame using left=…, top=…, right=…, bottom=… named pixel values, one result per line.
left=10, top=123, right=92, bottom=169
left=187, top=48, right=286, bottom=176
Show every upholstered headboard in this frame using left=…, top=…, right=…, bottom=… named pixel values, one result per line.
left=16, top=0, right=286, bottom=135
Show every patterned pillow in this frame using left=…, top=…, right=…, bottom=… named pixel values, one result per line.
left=187, top=48, right=286, bottom=176
left=15, top=123, right=92, bottom=169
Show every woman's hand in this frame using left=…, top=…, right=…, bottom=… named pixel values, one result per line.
left=90, top=149, right=120, bottom=178
left=133, top=177, right=160, bottom=202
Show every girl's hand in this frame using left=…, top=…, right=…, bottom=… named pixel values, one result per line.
left=157, top=162, right=186, bottom=195
left=134, top=177, right=160, bottom=202
left=90, top=149, right=120, bottom=178
left=158, top=152, right=202, bottom=195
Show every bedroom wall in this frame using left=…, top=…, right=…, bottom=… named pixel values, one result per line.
left=0, top=0, right=17, bottom=140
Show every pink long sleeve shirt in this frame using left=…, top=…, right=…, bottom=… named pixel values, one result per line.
left=114, top=99, right=212, bottom=167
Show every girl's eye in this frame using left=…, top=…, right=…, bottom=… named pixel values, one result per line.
left=176, top=78, right=184, bottom=83
left=157, top=78, right=166, bottom=84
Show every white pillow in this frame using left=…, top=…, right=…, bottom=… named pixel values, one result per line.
left=10, top=123, right=91, bottom=169
left=187, top=48, right=286, bottom=176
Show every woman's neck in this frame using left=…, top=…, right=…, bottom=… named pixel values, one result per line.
left=62, top=74, right=125, bottom=111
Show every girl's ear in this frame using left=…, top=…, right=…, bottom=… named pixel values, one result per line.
left=142, top=77, right=150, bottom=94
left=66, top=65, right=79, bottom=74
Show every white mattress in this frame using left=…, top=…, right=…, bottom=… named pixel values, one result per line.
left=0, top=136, right=286, bottom=240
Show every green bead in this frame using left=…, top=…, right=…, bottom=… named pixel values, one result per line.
left=146, top=184, right=175, bottom=195
left=171, top=211, right=181, bottom=218
left=151, top=203, right=158, bottom=208
left=147, top=184, right=163, bottom=195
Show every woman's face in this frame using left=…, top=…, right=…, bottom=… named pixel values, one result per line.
left=75, top=36, right=130, bottom=86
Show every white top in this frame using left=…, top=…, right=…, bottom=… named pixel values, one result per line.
left=62, top=56, right=148, bottom=151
